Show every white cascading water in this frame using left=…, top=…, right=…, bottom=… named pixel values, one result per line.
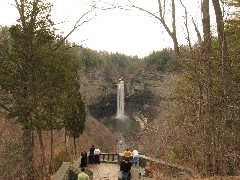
left=116, top=81, right=125, bottom=118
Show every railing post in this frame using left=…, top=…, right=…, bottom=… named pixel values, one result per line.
left=102, top=154, right=105, bottom=161
left=97, top=153, right=121, bottom=163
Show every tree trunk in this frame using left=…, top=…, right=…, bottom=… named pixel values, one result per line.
left=65, top=128, right=68, bottom=155
left=36, top=128, right=48, bottom=179
left=212, top=0, right=232, bottom=175
left=73, top=137, right=77, bottom=158
left=211, top=0, right=232, bottom=88
left=201, top=0, right=214, bottom=175
left=23, top=128, right=35, bottom=180
left=171, top=0, right=180, bottom=56
left=49, top=129, right=54, bottom=174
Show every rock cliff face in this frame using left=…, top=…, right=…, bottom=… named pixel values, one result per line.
left=125, top=68, right=165, bottom=122
left=78, top=68, right=117, bottom=118
left=79, top=66, right=178, bottom=157
left=82, top=67, right=166, bottom=123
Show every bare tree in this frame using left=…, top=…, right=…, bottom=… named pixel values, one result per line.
left=126, top=0, right=180, bottom=56
left=201, top=0, right=215, bottom=174
left=54, top=1, right=100, bottom=50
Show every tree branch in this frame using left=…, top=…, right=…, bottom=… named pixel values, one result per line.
left=192, top=17, right=202, bottom=45
left=180, top=0, right=192, bottom=50
left=127, top=0, right=179, bottom=55
left=53, top=0, right=101, bottom=50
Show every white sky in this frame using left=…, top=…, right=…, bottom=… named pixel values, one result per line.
left=0, top=0, right=217, bottom=58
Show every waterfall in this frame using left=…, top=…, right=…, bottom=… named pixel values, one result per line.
left=116, top=81, right=125, bottom=118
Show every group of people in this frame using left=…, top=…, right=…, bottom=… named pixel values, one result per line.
left=78, top=146, right=140, bottom=180
left=123, top=148, right=140, bottom=167
left=78, top=145, right=101, bottom=180
left=80, top=145, right=101, bottom=168
left=120, top=148, right=140, bottom=180
left=89, top=145, right=101, bottom=164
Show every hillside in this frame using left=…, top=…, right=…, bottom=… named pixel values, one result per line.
left=0, top=111, right=117, bottom=179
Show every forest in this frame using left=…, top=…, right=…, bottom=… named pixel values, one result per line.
left=0, top=0, right=239, bottom=179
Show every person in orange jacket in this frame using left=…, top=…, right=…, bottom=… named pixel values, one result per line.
left=123, top=148, right=132, bottom=161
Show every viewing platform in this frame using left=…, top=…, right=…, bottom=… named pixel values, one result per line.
left=52, top=153, right=150, bottom=180
left=52, top=152, right=196, bottom=180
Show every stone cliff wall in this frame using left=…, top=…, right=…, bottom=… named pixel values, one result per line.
left=79, top=67, right=166, bottom=122
left=78, top=66, right=174, bottom=119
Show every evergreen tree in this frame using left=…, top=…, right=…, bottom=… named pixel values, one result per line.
left=64, top=89, right=86, bottom=157
left=0, top=0, right=86, bottom=178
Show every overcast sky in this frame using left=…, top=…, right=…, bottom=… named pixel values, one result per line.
left=0, top=0, right=218, bottom=58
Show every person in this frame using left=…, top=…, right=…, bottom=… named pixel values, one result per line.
left=94, top=146, right=101, bottom=164
left=83, top=150, right=88, bottom=166
left=80, top=150, right=88, bottom=168
left=132, top=149, right=140, bottom=167
left=123, top=148, right=132, bottom=161
left=89, top=145, right=95, bottom=164
left=120, top=159, right=132, bottom=180
left=78, top=167, right=89, bottom=180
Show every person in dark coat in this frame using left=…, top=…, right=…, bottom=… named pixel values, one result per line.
left=80, top=151, right=88, bottom=168
left=89, top=145, right=95, bottom=164
left=120, top=159, right=132, bottom=180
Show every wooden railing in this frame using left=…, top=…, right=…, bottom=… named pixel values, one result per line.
left=99, top=153, right=119, bottom=163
